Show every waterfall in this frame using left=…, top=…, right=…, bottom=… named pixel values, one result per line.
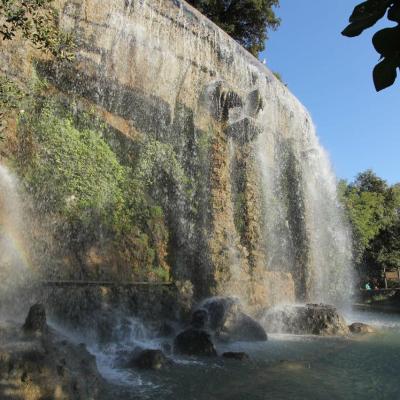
left=0, top=164, right=31, bottom=314
left=46, top=0, right=354, bottom=308
left=255, top=81, right=353, bottom=305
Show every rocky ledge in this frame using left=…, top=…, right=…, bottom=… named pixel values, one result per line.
left=0, top=304, right=107, bottom=400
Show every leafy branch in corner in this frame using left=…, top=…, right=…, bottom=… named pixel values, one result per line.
left=0, top=0, right=75, bottom=60
left=342, top=0, right=400, bottom=91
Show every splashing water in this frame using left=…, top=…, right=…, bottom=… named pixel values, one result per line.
left=0, top=164, right=31, bottom=315
left=255, top=82, right=354, bottom=306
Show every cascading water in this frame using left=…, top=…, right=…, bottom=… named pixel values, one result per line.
left=0, top=164, right=31, bottom=315
left=255, top=82, right=353, bottom=306
left=52, top=0, right=354, bottom=309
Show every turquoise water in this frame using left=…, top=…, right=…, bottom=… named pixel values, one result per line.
left=101, top=311, right=400, bottom=400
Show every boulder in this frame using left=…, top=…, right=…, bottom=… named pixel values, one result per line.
left=128, top=349, right=169, bottom=370
left=174, top=328, right=217, bottom=357
left=0, top=319, right=106, bottom=399
left=263, top=304, right=349, bottom=336
left=200, top=297, right=267, bottom=342
left=22, top=304, right=48, bottom=334
left=349, top=322, right=375, bottom=334
left=157, top=321, right=176, bottom=337
left=190, top=309, right=208, bottom=329
left=222, top=352, right=250, bottom=361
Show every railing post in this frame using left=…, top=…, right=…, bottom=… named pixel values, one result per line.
left=384, top=266, right=388, bottom=289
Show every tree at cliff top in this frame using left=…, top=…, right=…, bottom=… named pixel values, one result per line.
left=339, top=170, right=400, bottom=282
left=186, top=0, right=280, bottom=56
left=342, top=0, right=400, bottom=91
left=0, top=1, right=75, bottom=133
left=0, top=0, right=74, bottom=59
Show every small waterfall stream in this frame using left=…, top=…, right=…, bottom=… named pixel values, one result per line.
left=0, top=164, right=31, bottom=315
left=255, top=82, right=353, bottom=305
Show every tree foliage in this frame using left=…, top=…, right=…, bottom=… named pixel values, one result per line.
left=342, top=0, right=400, bottom=91
left=0, top=0, right=74, bottom=59
left=339, top=170, right=400, bottom=281
left=186, top=0, right=280, bottom=56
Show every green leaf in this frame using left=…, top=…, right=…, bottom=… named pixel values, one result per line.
left=342, top=15, right=385, bottom=37
left=349, top=0, right=388, bottom=23
left=388, top=2, right=400, bottom=22
left=372, top=26, right=400, bottom=56
left=373, top=57, right=398, bottom=91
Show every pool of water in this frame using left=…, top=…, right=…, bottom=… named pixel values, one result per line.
left=97, top=310, right=400, bottom=400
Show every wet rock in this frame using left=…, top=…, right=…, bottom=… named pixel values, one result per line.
left=224, top=117, right=262, bottom=144
left=23, top=304, right=47, bottom=334
left=349, top=322, right=375, bottom=334
left=263, top=304, right=349, bottom=336
left=201, top=297, right=267, bottom=342
left=245, top=89, right=263, bottom=117
left=157, top=321, right=176, bottom=337
left=174, top=328, right=217, bottom=356
left=222, top=352, right=250, bottom=361
left=190, top=309, right=208, bottom=329
left=0, top=319, right=106, bottom=399
left=129, top=349, right=168, bottom=370
left=202, top=80, right=243, bottom=121
left=222, top=312, right=268, bottom=342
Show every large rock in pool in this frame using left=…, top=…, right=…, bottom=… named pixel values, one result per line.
left=174, top=328, right=217, bottom=356
left=23, top=303, right=48, bottom=334
left=127, top=349, right=169, bottom=370
left=199, top=297, right=267, bottom=342
left=263, top=304, right=349, bottom=336
left=349, top=322, right=375, bottom=334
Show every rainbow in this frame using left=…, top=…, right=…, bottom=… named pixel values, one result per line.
left=0, top=224, right=32, bottom=271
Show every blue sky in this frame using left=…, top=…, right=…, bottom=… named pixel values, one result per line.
left=260, top=0, right=399, bottom=185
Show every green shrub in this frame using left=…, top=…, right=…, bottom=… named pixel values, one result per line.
left=16, top=100, right=174, bottom=281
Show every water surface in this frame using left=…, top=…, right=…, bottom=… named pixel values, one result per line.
left=98, top=311, right=400, bottom=400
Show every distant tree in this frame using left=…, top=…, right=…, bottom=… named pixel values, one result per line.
left=342, top=0, right=400, bottom=91
left=186, top=0, right=280, bottom=56
left=350, top=169, right=388, bottom=194
left=367, top=218, right=400, bottom=272
left=340, top=170, right=400, bottom=281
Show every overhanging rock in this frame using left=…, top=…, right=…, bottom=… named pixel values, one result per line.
left=225, top=117, right=262, bottom=144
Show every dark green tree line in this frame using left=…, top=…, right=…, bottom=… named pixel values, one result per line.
left=339, top=170, right=400, bottom=283
left=186, top=0, right=280, bottom=56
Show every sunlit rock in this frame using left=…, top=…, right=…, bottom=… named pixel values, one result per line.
left=263, top=304, right=349, bottom=336
left=349, top=322, right=375, bottom=334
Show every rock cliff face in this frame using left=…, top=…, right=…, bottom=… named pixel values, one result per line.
left=0, top=0, right=352, bottom=315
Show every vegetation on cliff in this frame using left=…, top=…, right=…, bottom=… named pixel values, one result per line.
left=14, top=97, right=174, bottom=282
